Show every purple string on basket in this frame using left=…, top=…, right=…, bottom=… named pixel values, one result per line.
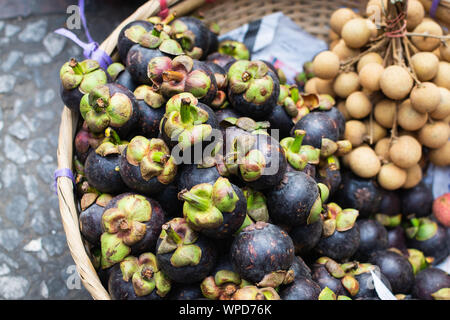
left=54, top=168, right=76, bottom=195
left=53, top=0, right=112, bottom=70
left=430, top=0, right=440, bottom=18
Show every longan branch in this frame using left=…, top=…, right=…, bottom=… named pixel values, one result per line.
left=405, top=32, right=450, bottom=41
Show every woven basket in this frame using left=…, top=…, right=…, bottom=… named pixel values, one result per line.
left=55, top=0, right=444, bottom=300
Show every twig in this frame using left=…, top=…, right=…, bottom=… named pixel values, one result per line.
left=406, top=32, right=450, bottom=41
left=402, top=37, right=421, bottom=85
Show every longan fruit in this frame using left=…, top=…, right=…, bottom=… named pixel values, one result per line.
left=357, top=52, right=383, bottom=73
left=433, top=62, right=450, bottom=90
left=411, top=19, right=444, bottom=52
left=304, top=78, right=318, bottom=94
left=341, top=18, right=372, bottom=49
left=430, top=87, right=450, bottom=120
left=374, top=99, right=397, bottom=128
left=406, top=0, right=425, bottom=31
left=330, top=8, right=357, bottom=35
left=332, top=39, right=360, bottom=61
left=359, top=63, right=384, bottom=92
left=389, top=135, right=422, bottom=169
left=366, top=19, right=378, bottom=39
left=346, top=91, right=372, bottom=119
left=410, top=82, right=441, bottom=113
left=410, top=52, right=439, bottom=82
left=380, top=65, right=413, bottom=100
left=333, top=72, right=360, bottom=98
left=397, top=99, right=428, bottom=131
left=329, top=29, right=340, bottom=42
left=429, top=141, right=450, bottom=166
left=440, top=40, right=450, bottom=62
left=349, top=146, right=381, bottom=178
left=344, top=120, right=367, bottom=147
left=366, top=0, right=387, bottom=21
left=312, top=51, right=340, bottom=80
left=378, top=163, right=407, bottom=191
left=374, top=137, right=391, bottom=162
left=330, top=39, right=340, bottom=51
left=337, top=101, right=351, bottom=121
left=402, top=164, right=422, bottom=189
left=315, top=78, right=336, bottom=96
left=418, top=121, right=449, bottom=149
left=365, top=120, right=387, bottom=144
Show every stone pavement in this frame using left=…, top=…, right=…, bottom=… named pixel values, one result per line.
left=0, top=0, right=146, bottom=299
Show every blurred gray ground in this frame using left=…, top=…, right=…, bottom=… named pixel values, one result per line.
left=0, top=0, right=146, bottom=299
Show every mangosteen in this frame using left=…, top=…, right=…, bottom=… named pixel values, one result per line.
left=401, top=182, right=433, bottom=218
left=79, top=83, right=139, bottom=137
left=266, top=85, right=299, bottom=138
left=59, top=58, right=109, bottom=111
left=267, top=171, right=325, bottom=227
left=290, top=256, right=312, bottom=280
left=333, top=170, right=383, bottom=219
left=220, top=116, right=269, bottom=147
left=74, top=121, right=104, bottom=163
left=119, top=136, right=177, bottom=196
left=217, top=40, right=250, bottom=61
left=107, top=62, right=138, bottom=92
left=169, top=283, right=203, bottom=300
left=227, top=60, right=280, bottom=120
left=323, top=106, right=346, bottom=139
left=412, top=267, right=450, bottom=300
left=354, top=219, right=388, bottom=261
left=230, top=222, right=295, bottom=288
left=375, top=190, right=402, bottom=228
left=289, top=219, right=323, bottom=257
left=117, top=20, right=155, bottom=63
left=205, top=62, right=228, bottom=109
left=108, top=253, right=171, bottom=300
left=206, top=52, right=236, bottom=70
left=79, top=193, right=113, bottom=246
left=280, top=276, right=321, bottom=300
left=407, top=248, right=431, bottom=275
left=311, top=257, right=347, bottom=296
left=132, top=85, right=166, bottom=138
left=314, top=204, right=360, bottom=262
left=215, top=107, right=242, bottom=124
left=231, top=286, right=280, bottom=300
left=316, top=155, right=342, bottom=197
left=279, top=130, right=320, bottom=174
left=170, top=17, right=215, bottom=60
left=160, top=92, right=220, bottom=157
left=242, top=187, right=269, bottom=223
left=369, top=249, right=415, bottom=294
left=346, top=262, right=392, bottom=299
left=223, top=130, right=287, bottom=191
left=84, top=131, right=128, bottom=194
left=178, top=177, right=247, bottom=239
left=147, top=55, right=218, bottom=105
left=176, top=163, right=221, bottom=192
left=405, top=217, right=449, bottom=264
left=387, top=226, right=408, bottom=255
left=156, top=217, right=218, bottom=284
left=154, top=182, right=183, bottom=218
left=100, top=193, right=166, bottom=269
left=261, top=60, right=287, bottom=85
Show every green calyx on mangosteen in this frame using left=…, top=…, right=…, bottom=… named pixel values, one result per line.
left=231, top=286, right=280, bottom=300
left=242, top=187, right=269, bottom=223
left=200, top=268, right=243, bottom=300
left=218, top=40, right=250, bottom=61
left=280, top=129, right=320, bottom=171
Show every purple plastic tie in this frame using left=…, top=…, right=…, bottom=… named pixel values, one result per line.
left=54, top=0, right=112, bottom=70
left=54, top=168, right=76, bottom=195
left=430, top=0, right=440, bottom=18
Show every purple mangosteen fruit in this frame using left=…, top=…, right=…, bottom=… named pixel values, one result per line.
left=354, top=219, right=389, bottom=261
left=107, top=62, right=139, bottom=92
left=132, top=85, right=166, bottom=138
left=79, top=193, right=113, bottom=246
left=412, top=267, right=450, bottom=300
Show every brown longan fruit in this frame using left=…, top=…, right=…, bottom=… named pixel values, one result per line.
left=374, top=99, right=397, bottom=128
left=332, top=39, right=360, bottom=61
left=341, top=18, right=372, bottom=49
left=418, top=121, right=449, bottom=149
left=337, top=101, right=351, bottom=121
left=344, top=120, right=367, bottom=147
left=312, top=51, right=340, bottom=80
left=433, top=62, right=450, bottom=90
left=389, top=135, right=422, bottom=169
left=334, top=72, right=360, bottom=98
left=359, top=63, right=384, bottom=92
left=329, top=29, right=340, bottom=42
left=411, top=19, right=444, bottom=52
left=406, top=0, right=425, bottom=31
left=430, top=87, right=450, bottom=120
left=429, top=141, right=450, bottom=166
left=380, top=65, right=413, bottom=100
left=378, top=163, right=407, bottom=191
left=397, top=99, right=428, bottom=131
left=410, top=82, right=441, bottom=114
left=365, top=19, right=378, bottom=39
left=410, top=52, right=439, bottom=82
left=349, top=146, right=381, bottom=178
left=365, top=120, right=387, bottom=144
left=330, top=39, right=340, bottom=51
left=304, top=78, right=318, bottom=94
left=357, top=52, right=383, bottom=73
left=346, top=91, right=372, bottom=119
left=374, top=138, right=391, bottom=162
left=440, top=40, right=450, bottom=62
left=402, top=164, right=423, bottom=189
left=330, top=8, right=357, bottom=35
left=315, top=78, right=336, bottom=96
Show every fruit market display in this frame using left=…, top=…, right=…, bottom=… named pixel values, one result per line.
left=61, top=1, right=449, bottom=301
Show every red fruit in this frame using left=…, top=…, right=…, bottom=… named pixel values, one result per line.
left=433, top=193, right=450, bottom=227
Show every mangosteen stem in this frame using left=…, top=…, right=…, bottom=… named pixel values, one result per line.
left=180, top=100, right=193, bottom=124
left=119, top=218, right=130, bottom=231
left=161, top=13, right=176, bottom=25
left=241, top=71, right=251, bottom=82
left=162, top=70, right=185, bottom=83
left=105, top=127, right=121, bottom=145
left=290, top=130, right=306, bottom=154
left=141, top=266, right=154, bottom=281
left=163, top=224, right=182, bottom=244
left=151, top=151, right=168, bottom=164
left=221, top=43, right=236, bottom=55
left=69, top=58, right=83, bottom=75
left=290, top=87, right=300, bottom=103
left=151, top=24, right=163, bottom=37
left=94, top=98, right=107, bottom=113
left=178, top=190, right=211, bottom=211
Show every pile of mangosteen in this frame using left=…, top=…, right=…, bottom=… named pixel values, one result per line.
left=63, top=12, right=449, bottom=300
